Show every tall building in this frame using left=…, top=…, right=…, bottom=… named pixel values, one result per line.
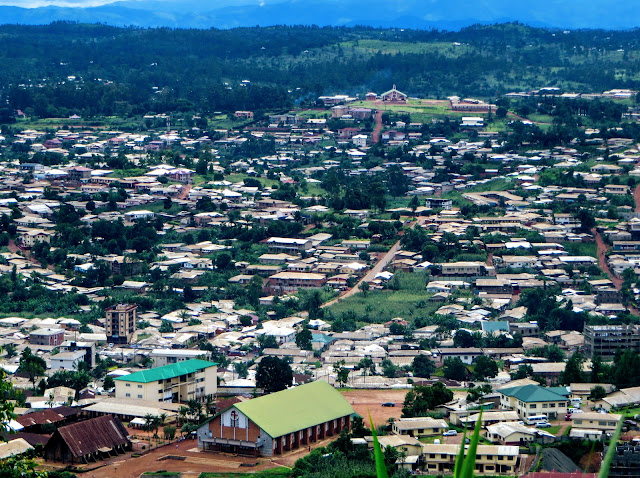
left=105, top=303, right=137, bottom=344
left=583, top=325, right=640, bottom=359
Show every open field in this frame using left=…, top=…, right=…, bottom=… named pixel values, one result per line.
left=340, top=388, right=409, bottom=426
left=326, top=271, right=438, bottom=323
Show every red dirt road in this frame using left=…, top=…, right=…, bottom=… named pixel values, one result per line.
left=372, top=110, right=383, bottom=144
left=634, top=184, right=640, bottom=212
left=593, top=228, right=623, bottom=290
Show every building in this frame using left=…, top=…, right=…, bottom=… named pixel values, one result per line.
left=440, top=261, right=492, bottom=277
left=485, top=423, right=541, bottom=446
left=571, top=412, right=622, bottom=432
left=422, top=444, right=519, bottom=475
left=114, top=359, right=217, bottom=403
left=424, top=198, right=453, bottom=210
left=264, top=237, right=313, bottom=254
left=380, top=85, right=408, bottom=103
left=391, top=417, right=448, bottom=437
left=197, top=380, right=354, bottom=456
left=149, top=349, right=210, bottom=367
left=43, top=415, right=130, bottom=464
left=19, top=229, right=52, bottom=248
left=498, top=384, right=570, bottom=420
left=59, top=341, right=96, bottom=368
left=105, top=303, right=138, bottom=344
left=583, top=324, right=640, bottom=359
left=50, top=350, right=85, bottom=371
left=30, top=328, right=65, bottom=346
left=265, top=272, right=327, bottom=294
left=607, top=443, right=640, bottom=478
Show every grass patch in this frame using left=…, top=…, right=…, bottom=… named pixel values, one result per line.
left=199, top=468, right=291, bottom=478
left=545, top=425, right=562, bottom=435
left=327, top=271, right=438, bottom=323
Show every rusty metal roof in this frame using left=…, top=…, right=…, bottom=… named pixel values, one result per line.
left=52, top=415, right=129, bottom=458
left=15, top=406, right=77, bottom=428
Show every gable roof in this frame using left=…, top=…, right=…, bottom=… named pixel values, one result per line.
left=50, top=415, right=129, bottom=458
left=16, top=406, right=78, bottom=428
left=113, top=359, right=216, bottom=384
left=233, top=381, right=354, bottom=438
left=499, top=384, right=569, bottom=403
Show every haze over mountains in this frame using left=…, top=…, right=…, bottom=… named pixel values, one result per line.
left=0, top=0, right=639, bottom=30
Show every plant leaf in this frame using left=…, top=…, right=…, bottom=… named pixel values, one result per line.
left=599, top=417, right=623, bottom=478
left=460, top=408, right=483, bottom=478
left=369, top=413, right=389, bottom=478
left=453, top=423, right=469, bottom=478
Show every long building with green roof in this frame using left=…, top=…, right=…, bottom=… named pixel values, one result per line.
left=114, top=359, right=217, bottom=403
left=498, top=384, right=570, bottom=420
left=197, top=380, right=354, bottom=456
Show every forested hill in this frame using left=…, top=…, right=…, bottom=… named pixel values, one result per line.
left=0, top=0, right=639, bottom=30
left=2, top=22, right=640, bottom=119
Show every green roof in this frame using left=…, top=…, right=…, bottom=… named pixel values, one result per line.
left=114, top=359, right=217, bottom=383
left=499, top=384, right=569, bottom=403
left=233, top=381, right=354, bottom=438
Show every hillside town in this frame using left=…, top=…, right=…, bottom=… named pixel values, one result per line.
left=2, top=83, right=640, bottom=478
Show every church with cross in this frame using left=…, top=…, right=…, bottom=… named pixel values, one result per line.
left=380, top=84, right=408, bottom=103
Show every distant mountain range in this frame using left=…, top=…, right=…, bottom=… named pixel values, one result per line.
left=1, top=0, right=639, bottom=30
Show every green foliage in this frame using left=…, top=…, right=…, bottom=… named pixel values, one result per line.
left=159, top=320, right=174, bottom=333
left=411, top=354, right=435, bottom=378
left=295, top=327, right=313, bottom=351
left=561, top=351, right=586, bottom=385
left=455, top=409, right=483, bottom=478
left=589, top=385, right=607, bottom=401
left=473, top=355, right=499, bottom=381
left=370, top=414, right=389, bottom=478
left=442, top=357, right=467, bottom=381
left=256, top=356, right=293, bottom=394
left=402, top=382, right=454, bottom=418
left=600, top=420, right=624, bottom=478
left=18, top=347, right=46, bottom=390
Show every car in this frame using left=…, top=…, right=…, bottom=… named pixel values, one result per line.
left=443, top=430, right=458, bottom=436
left=381, top=402, right=395, bottom=407
left=536, top=422, right=552, bottom=428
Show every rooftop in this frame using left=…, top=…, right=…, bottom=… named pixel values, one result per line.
left=113, top=359, right=216, bottom=384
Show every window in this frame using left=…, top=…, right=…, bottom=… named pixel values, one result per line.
left=542, top=404, right=548, bottom=408
left=574, top=420, right=582, bottom=424
left=138, top=384, right=142, bottom=388
left=530, top=404, right=537, bottom=409
left=550, top=403, right=556, bottom=408
left=137, top=394, right=142, bottom=398
left=125, top=393, right=131, bottom=397
left=126, top=383, right=130, bottom=387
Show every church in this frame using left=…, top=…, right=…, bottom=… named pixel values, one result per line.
left=196, top=381, right=354, bottom=456
left=380, top=85, right=408, bottom=103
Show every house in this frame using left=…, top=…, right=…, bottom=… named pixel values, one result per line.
left=114, top=359, right=217, bottom=403
left=375, top=434, right=423, bottom=457
left=571, top=412, right=622, bottom=432
left=485, top=423, right=543, bottom=446
left=149, top=349, right=210, bottom=367
left=391, top=417, right=449, bottom=437
left=30, top=328, right=65, bottom=346
left=264, top=237, right=313, bottom=254
left=425, top=198, right=453, bottom=210
left=380, top=85, right=407, bottom=103
left=458, top=410, right=520, bottom=429
left=499, top=384, right=570, bottom=420
left=197, top=381, right=354, bottom=456
left=594, top=386, right=640, bottom=411
left=43, top=415, right=130, bottom=464
left=421, top=443, right=519, bottom=475
left=123, top=210, right=154, bottom=222
left=440, top=261, right=492, bottom=277
left=265, top=272, right=327, bottom=294
left=437, top=347, right=482, bottom=365
left=19, top=229, right=52, bottom=248
left=50, top=350, right=85, bottom=371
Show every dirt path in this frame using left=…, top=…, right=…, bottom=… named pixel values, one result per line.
left=178, top=183, right=191, bottom=200
left=593, top=228, right=623, bottom=290
left=634, top=184, right=640, bottom=212
left=372, top=110, right=383, bottom=144
left=321, top=239, right=402, bottom=309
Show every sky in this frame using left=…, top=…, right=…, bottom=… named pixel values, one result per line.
left=0, top=0, right=121, bottom=6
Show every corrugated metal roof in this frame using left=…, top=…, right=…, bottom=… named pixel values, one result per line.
left=113, top=359, right=216, bottom=383
left=52, top=415, right=129, bottom=458
left=16, top=406, right=77, bottom=427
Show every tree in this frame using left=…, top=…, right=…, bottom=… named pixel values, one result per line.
left=357, top=357, right=376, bottom=377
left=256, top=356, right=293, bottom=394
left=561, top=351, right=586, bottom=385
left=18, top=348, right=46, bottom=391
left=411, top=355, right=435, bottom=378
left=3, top=343, right=17, bottom=359
left=360, top=281, right=369, bottom=296
left=163, top=425, right=177, bottom=440
left=234, top=362, right=249, bottom=379
left=473, top=355, right=499, bottom=381
left=408, top=195, right=420, bottom=213
left=381, top=358, right=398, bottom=378
left=589, top=385, right=607, bottom=402
left=257, top=334, right=279, bottom=350
left=103, top=375, right=115, bottom=390
left=159, top=320, right=174, bottom=333
left=466, top=383, right=493, bottom=402
left=402, top=382, right=454, bottom=418
left=295, top=327, right=313, bottom=351
left=442, top=357, right=467, bottom=381
left=333, top=360, right=350, bottom=387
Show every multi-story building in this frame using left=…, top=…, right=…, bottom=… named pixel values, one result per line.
left=583, top=324, right=640, bottom=359
left=264, top=272, right=326, bottom=294
left=498, top=384, right=570, bottom=420
left=422, top=444, right=519, bottom=475
left=105, top=303, right=138, bottom=344
left=264, top=237, right=313, bottom=254
left=30, top=328, right=65, bottom=346
left=114, top=359, right=217, bottom=403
